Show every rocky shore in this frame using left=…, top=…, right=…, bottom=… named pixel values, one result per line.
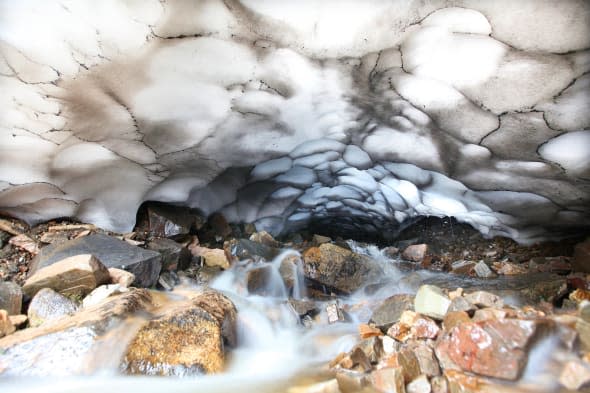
left=1, top=205, right=590, bottom=392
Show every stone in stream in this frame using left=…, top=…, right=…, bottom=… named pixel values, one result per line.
left=450, top=260, right=476, bottom=275
left=576, top=302, right=590, bottom=351
left=384, top=347, right=421, bottom=383
left=147, top=238, right=191, bottom=271
left=402, top=244, right=429, bottom=263
left=190, top=246, right=231, bottom=269
left=288, top=298, right=318, bottom=319
left=414, top=285, right=451, bottom=320
left=442, top=311, right=471, bottom=332
left=302, top=243, right=384, bottom=294
left=123, top=290, right=237, bottom=376
left=0, top=282, right=22, bottom=315
left=354, top=336, right=384, bottom=363
left=0, top=289, right=152, bottom=376
left=435, top=319, right=539, bottom=380
left=0, top=310, right=15, bottom=338
left=23, top=254, right=111, bottom=299
left=28, top=233, right=162, bottom=287
left=369, top=293, right=415, bottom=332
left=447, top=297, right=476, bottom=314
left=326, top=302, right=345, bottom=324
left=225, top=238, right=281, bottom=262
left=27, top=288, right=79, bottom=327
left=246, top=265, right=283, bottom=297
left=473, top=260, right=496, bottom=278
left=387, top=310, right=439, bottom=342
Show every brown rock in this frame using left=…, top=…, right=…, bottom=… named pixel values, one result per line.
left=123, top=290, right=237, bottom=376
left=355, top=336, right=384, bottom=364
left=450, top=260, right=476, bottom=275
left=463, top=291, right=503, bottom=309
left=8, top=234, right=39, bottom=255
left=327, top=302, right=345, bottom=324
left=336, top=370, right=372, bottom=393
left=23, top=254, right=111, bottom=298
left=435, top=319, right=538, bottom=380
left=0, top=282, right=22, bottom=315
left=108, top=267, right=135, bottom=287
left=492, top=261, right=527, bottom=275
left=208, top=212, right=232, bottom=238
left=388, top=311, right=440, bottom=342
left=250, top=231, right=281, bottom=247
left=8, top=314, right=27, bottom=327
left=409, top=342, right=441, bottom=377
left=430, top=376, right=449, bottom=393
left=0, top=310, right=15, bottom=338
left=359, top=323, right=382, bottom=339
left=442, top=311, right=471, bottom=332
left=559, top=360, right=590, bottom=390
left=370, top=367, right=405, bottom=393
left=572, top=238, right=590, bottom=273
left=190, top=246, right=230, bottom=269
left=444, top=370, right=485, bottom=393
left=403, top=244, right=429, bottom=263
left=471, top=308, right=507, bottom=322
left=370, top=294, right=415, bottom=331
left=570, top=288, right=590, bottom=303
left=384, top=348, right=421, bottom=383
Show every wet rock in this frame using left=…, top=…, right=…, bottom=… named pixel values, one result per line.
left=0, top=310, right=15, bottom=338
left=408, top=342, right=440, bottom=377
left=288, top=298, right=318, bottom=319
left=463, top=291, right=503, bottom=309
left=359, top=324, right=382, bottom=339
left=355, top=336, right=384, bottom=363
left=29, top=233, right=162, bottom=287
left=402, top=244, right=429, bottom=263
left=23, top=254, right=111, bottom=299
left=147, top=238, right=191, bottom=271
left=123, top=291, right=236, bottom=376
left=145, top=203, right=196, bottom=238
left=559, top=360, right=590, bottom=390
left=407, top=375, right=431, bottom=393
left=370, top=367, right=405, bottom=393
left=108, top=267, right=135, bottom=287
left=82, top=284, right=128, bottom=308
left=249, top=231, right=280, bottom=248
left=157, top=271, right=180, bottom=291
left=0, top=282, right=22, bottom=315
left=0, top=289, right=152, bottom=376
left=576, top=303, right=590, bottom=350
left=327, top=302, right=345, bottom=324
left=225, top=238, right=280, bottom=262
left=414, top=285, right=450, bottom=320
left=278, top=254, right=303, bottom=295
left=435, top=319, right=538, bottom=380
left=450, top=260, right=476, bottom=275
left=27, top=288, right=79, bottom=327
left=303, top=243, right=384, bottom=294
left=471, top=308, right=507, bottom=322
left=473, top=261, right=496, bottom=278
left=189, top=246, right=230, bottom=269
left=336, top=370, right=371, bottom=393
left=246, top=265, right=284, bottom=297
left=572, top=237, right=590, bottom=273
left=370, top=294, right=415, bottom=332
left=570, top=288, right=590, bottom=303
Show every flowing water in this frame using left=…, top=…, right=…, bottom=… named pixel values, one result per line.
left=0, top=243, right=572, bottom=392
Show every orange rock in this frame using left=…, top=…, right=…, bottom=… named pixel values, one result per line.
left=359, top=323, right=382, bottom=339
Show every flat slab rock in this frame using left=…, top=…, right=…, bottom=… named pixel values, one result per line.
left=29, top=233, right=162, bottom=287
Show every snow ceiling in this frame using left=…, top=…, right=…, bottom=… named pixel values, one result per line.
left=1, top=0, right=589, bottom=243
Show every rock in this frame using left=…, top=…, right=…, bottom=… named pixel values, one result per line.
left=463, top=291, right=503, bottom=309
left=402, top=244, right=429, bottom=263
left=27, top=288, right=79, bottom=327
left=249, top=231, right=281, bottom=248
left=207, top=212, right=232, bottom=239
left=191, top=246, right=230, bottom=269
left=278, top=254, right=303, bottom=296
left=303, top=243, right=384, bottom=294
left=383, top=246, right=400, bottom=258
left=472, top=308, right=507, bottom=322
left=572, top=237, right=590, bottom=273
left=450, top=260, right=476, bottom=275
left=0, top=310, right=15, bottom=338
left=384, top=347, right=421, bottom=383
left=355, top=336, right=384, bottom=364
left=288, top=298, right=318, bottom=319
left=382, top=335, right=400, bottom=356
left=430, top=376, right=449, bottom=393
left=8, top=234, right=39, bottom=255
left=570, top=288, right=590, bottom=303
left=370, top=367, right=405, bottom=393
left=147, top=238, right=191, bottom=271
left=0, top=282, right=22, bottom=315
left=414, top=285, right=451, bottom=320
left=246, top=265, right=284, bottom=297
left=29, top=233, right=162, bottom=287
left=348, top=347, right=372, bottom=372
left=312, top=234, right=332, bottom=245
left=444, top=370, right=485, bottom=393
left=82, top=284, right=129, bottom=308
left=442, top=311, right=471, bottom=332
left=0, top=289, right=152, bottom=376
left=108, top=267, right=135, bottom=287
left=407, top=375, right=431, bottom=393
left=447, top=297, right=475, bottom=314
left=387, top=310, right=439, bottom=342
left=559, top=360, right=590, bottom=390
left=408, top=342, right=440, bottom=377
left=225, top=238, right=280, bottom=262
left=8, top=314, right=27, bottom=327
left=336, top=370, right=371, bottom=393
left=492, top=261, right=527, bottom=275
left=145, top=203, right=196, bottom=238
left=370, top=294, right=415, bottom=331
left=473, top=261, right=496, bottom=278
left=435, top=319, right=538, bottom=380
left=359, top=324, right=382, bottom=339
left=157, top=271, right=179, bottom=291
left=123, top=290, right=236, bottom=376
left=327, top=302, right=345, bottom=324
left=23, top=254, right=111, bottom=299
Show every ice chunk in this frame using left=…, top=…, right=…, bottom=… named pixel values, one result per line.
left=270, top=186, right=302, bottom=199
left=337, top=167, right=378, bottom=193
left=342, top=145, right=372, bottom=169
left=275, top=166, right=317, bottom=187
left=251, top=157, right=293, bottom=181
left=538, top=130, right=590, bottom=177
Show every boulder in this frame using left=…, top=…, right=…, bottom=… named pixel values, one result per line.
left=407, top=342, right=440, bottom=377
left=0, top=282, right=22, bottom=315
left=27, top=288, right=79, bottom=327
left=435, top=319, right=539, bottom=380
left=303, top=243, right=384, bottom=294
left=122, top=290, right=237, bottom=376
left=147, top=238, right=191, bottom=271
left=29, top=234, right=162, bottom=287
left=450, top=260, right=476, bottom=275
left=370, top=294, right=415, bottom=331
left=0, top=289, right=152, bottom=376
left=144, top=203, right=196, bottom=238
left=414, top=285, right=451, bottom=320
left=23, top=254, right=111, bottom=299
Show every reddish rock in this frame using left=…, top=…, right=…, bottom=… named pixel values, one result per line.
left=387, top=310, right=440, bottom=342
left=370, top=367, right=405, bottom=393
left=403, top=244, right=429, bottom=263
left=435, top=319, right=538, bottom=380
